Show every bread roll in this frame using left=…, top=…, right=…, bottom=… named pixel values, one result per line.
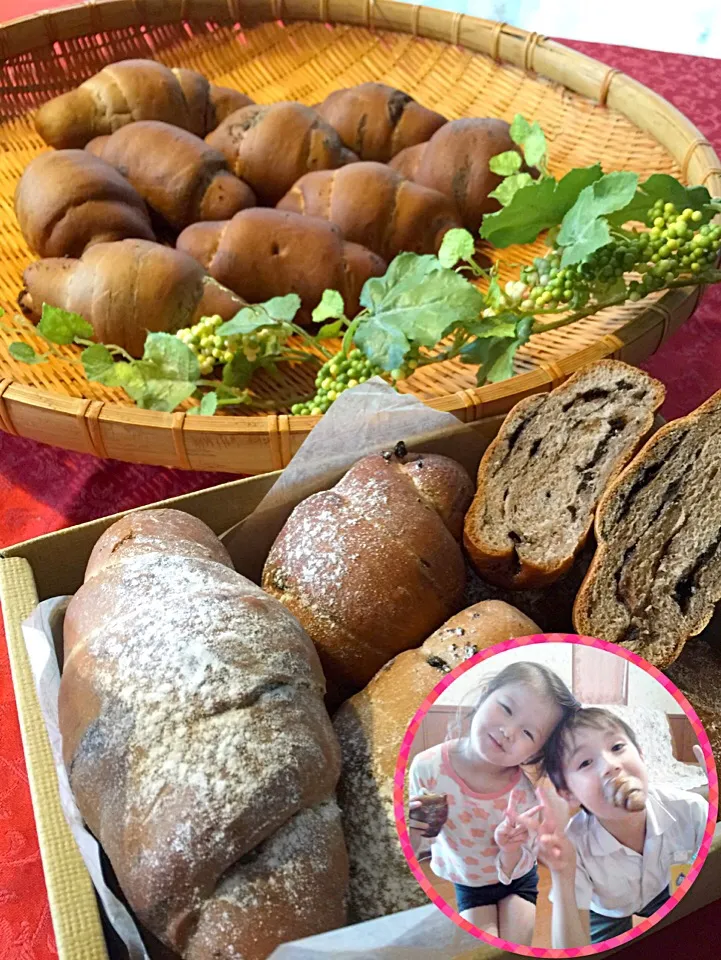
left=315, top=83, right=446, bottom=162
left=389, top=118, right=524, bottom=233
left=262, top=446, right=474, bottom=705
left=34, top=59, right=253, bottom=148
left=333, top=601, right=540, bottom=921
left=20, top=239, right=246, bottom=357
left=177, top=208, right=386, bottom=324
left=59, top=508, right=348, bottom=958
left=206, top=101, right=357, bottom=205
left=276, top=161, right=462, bottom=261
left=464, top=361, right=665, bottom=590
left=86, top=121, right=256, bottom=230
left=14, top=149, right=155, bottom=258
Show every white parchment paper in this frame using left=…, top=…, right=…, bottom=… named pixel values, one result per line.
left=222, top=377, right=490, bottom=582
left=22, top=597, right=151, bottom=960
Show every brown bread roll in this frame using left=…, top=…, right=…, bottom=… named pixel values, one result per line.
left=389, top=117, right=524, bottom=233
left=262, top=445, right=475, bottom=705
left=59, top=508, right=348, bottom=959
left=464, top=361, right=665, bottom=590
left=34, top=59, right=253, bottom=148
left=177, top=208, right=386, bottom=323
left=276, top=161, right=462, bottom=261
left=14, top=149, right=155, bottom=258
left=86, top=121, right=256, bottom=231
left=333, top=600, right=541, bottom=921
left=20, top=239, right=245, bottom=357
left=206, top=101, right=357, bottom=205
left=315, top=82, right=447, bottom=162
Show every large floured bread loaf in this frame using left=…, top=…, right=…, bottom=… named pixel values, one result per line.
left=464, top=361, right=665, bottom=590
left=262, top=446, right=474, bottom=706
left=574, top=388, right=721, bottom=667
left=59, top=508, right=348, bottom=959
left=333, top=601, right=540, bottom=922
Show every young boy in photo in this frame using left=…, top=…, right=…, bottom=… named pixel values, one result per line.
left=536, top=707, right=709, bottom=947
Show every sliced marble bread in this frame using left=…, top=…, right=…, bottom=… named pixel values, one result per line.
left=574, top=388, right=721, bottom=667
left=463, top=360, right=665, bottom=589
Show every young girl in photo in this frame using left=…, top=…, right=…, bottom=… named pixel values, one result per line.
left=407, top=661, right=579, bottom=945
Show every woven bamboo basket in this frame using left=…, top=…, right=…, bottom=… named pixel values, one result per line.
left=1, top=1, right=720, bottom=475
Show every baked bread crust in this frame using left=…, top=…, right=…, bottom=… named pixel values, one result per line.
left=333, top=600, right=540, bottom=921
left=262, top=448, right=474, bottom=704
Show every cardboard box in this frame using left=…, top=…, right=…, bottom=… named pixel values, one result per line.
left=2, top=463, right=719, bottom=960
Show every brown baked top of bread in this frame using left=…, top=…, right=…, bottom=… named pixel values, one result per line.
left=333, top=600, right=539, bottom=922
left=464, top=360, right=665, bottom=590
left=84, top=507, right=234, bottom=581
left=262, top=448, right=474, bottom=704
left=574, top=388, right=721, bottom=666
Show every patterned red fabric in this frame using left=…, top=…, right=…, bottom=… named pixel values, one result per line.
left=1, top=7, right=720, bottom=956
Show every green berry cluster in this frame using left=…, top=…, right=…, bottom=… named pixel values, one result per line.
left=291, top=349, right=382, bottom=415
left=519, top=203, right=721, bottom=313
left=628, top=201, right=721, bottom=297
left=176, top=314, right=290, bottom=375
left=290, top=349, right=421, bottom=415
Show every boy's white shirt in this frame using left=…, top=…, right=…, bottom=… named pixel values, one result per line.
left=549, top=784, right=709, bottom=917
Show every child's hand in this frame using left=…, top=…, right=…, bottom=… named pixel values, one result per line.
left=536, top=784, right=576, bottom=877
left=494, top=787, right=542, bottom=853
left=408, top=794, right=449, bottom=838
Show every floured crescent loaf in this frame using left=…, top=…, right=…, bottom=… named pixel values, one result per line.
left=58, top=508, right=348, bottom=960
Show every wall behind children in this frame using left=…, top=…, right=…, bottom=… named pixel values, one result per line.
left=435, top=643, right=679, bottom=713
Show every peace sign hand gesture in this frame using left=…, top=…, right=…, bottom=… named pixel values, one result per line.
left=494, top=787, right=542, bottom=853
left=536, top=783, right=576, bottom=877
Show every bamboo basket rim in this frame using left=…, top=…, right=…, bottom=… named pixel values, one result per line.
left=1, top=0, right=720, bottom=475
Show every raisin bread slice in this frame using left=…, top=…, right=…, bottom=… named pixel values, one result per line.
left=463, top=361, right=665, bottom=589
left=574, top=388, right=721, bottom=666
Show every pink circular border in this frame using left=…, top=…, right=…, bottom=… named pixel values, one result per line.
left=393, top=633, right=719, bottom=958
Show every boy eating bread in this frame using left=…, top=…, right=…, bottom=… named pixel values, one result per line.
left=536, top=707, right=709, bottom=947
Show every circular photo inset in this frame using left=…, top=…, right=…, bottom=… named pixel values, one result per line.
left=395, top=634, right=718, bottom=956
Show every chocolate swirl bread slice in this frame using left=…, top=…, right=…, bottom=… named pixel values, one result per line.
left=574, top=389, right=721, bottom=666
left=464, top=361, right=665, bottom=589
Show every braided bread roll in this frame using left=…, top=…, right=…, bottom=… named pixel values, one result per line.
left=59, top=508, right=348, bottom=959
left=86, top=121, right=256, bottom=231
left=276, top=161, right=462, bottom=261
left=34, top=59, right=253, bottom=148
left=14, top=149, right=155, bottom=258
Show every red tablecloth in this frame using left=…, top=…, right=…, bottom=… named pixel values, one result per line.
left=1, top=6, right=720, bottom=957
